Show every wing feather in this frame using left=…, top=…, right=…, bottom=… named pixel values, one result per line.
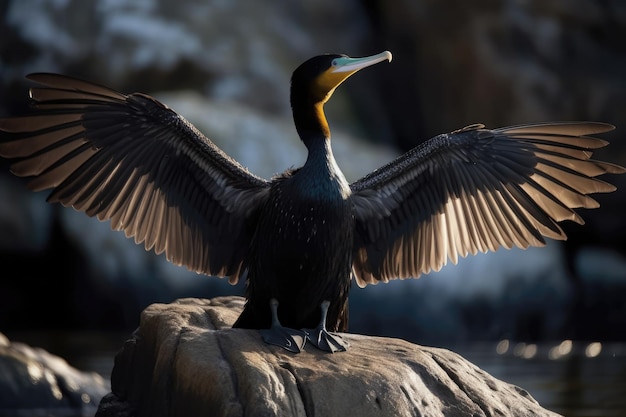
left=0, top=73, right=270, bottom=281
left=350, top=122, right=624, bottom=286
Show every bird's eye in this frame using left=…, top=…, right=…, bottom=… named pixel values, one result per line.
left=331, top=59, right=338, bottom=67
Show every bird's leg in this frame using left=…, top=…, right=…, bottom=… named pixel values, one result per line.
left=260, top=298, right=307, bottom=353
left=303, top=300, right=349, bottom=353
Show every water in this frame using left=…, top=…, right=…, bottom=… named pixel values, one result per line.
left=5, top=332, right=626, bottom=417
left=457, top=341, right=626, bottom=417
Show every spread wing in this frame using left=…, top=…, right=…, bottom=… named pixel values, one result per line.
left=350, top=122, right=625, bottom=287
left=0, top=73, right=271, bottom=283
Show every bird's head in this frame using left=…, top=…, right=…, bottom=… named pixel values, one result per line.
left=290, top=51, right=392, bottom=107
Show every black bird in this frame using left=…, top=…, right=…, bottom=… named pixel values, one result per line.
left=0, top=51, right=624, bottom=353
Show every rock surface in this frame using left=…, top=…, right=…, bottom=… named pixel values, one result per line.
left=0, top=332, right=109, bottom=417
left=97, top=297, right=561, bottom=417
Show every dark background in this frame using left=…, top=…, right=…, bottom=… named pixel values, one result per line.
left=1, top=0, right=625, bottom=347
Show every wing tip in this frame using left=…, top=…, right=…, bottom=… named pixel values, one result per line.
left=499, top=121, right=616, bottom=137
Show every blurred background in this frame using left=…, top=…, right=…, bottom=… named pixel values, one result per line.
left=1, top=0, right=625, bottom=415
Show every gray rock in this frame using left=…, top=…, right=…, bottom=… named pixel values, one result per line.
left=0, top=333, right=109, bottom=417
left=97, top=297, right=561, bottom=417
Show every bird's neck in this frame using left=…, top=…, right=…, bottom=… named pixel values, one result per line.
left=294, top=101, right=331, bottom=142
left=299, top=141, right=351, bottom=202
left=304, top=134, right=336, bottom=171
left=298, top=120, right=350, bottom=200
left=294, top=102, right=335, bottom=171
left=292, top=99, right=349, bottom=192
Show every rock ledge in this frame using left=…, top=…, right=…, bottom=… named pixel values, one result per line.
left=96, top=296, right=560, bottom=417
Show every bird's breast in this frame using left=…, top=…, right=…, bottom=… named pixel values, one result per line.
left=245, top=174, right=355, bottom=328
left=269, top=182, right=351, bottom=241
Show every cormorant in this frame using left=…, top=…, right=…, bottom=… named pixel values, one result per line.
left=0, top=51, right=624, bottom=353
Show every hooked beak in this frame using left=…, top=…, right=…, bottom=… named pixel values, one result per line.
left=318, top=51, right=392, bottom=102
left=329, top=51, right=393, bottom=74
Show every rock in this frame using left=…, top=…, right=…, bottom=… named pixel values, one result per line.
left=0, top=332, right=109, bottom=417
left=97, top=297, right=561, bottom=417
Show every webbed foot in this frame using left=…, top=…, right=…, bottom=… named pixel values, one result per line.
left=304, top=300, right=349, bottom=353
left=261, top=298, right=307, bottom=353
left=304, top=327, right=349, bottom=353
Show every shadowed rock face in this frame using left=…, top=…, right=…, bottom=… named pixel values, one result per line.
left=0, top=333, right=109, bottom=417
left=97, top=297, right=561, bottom=417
